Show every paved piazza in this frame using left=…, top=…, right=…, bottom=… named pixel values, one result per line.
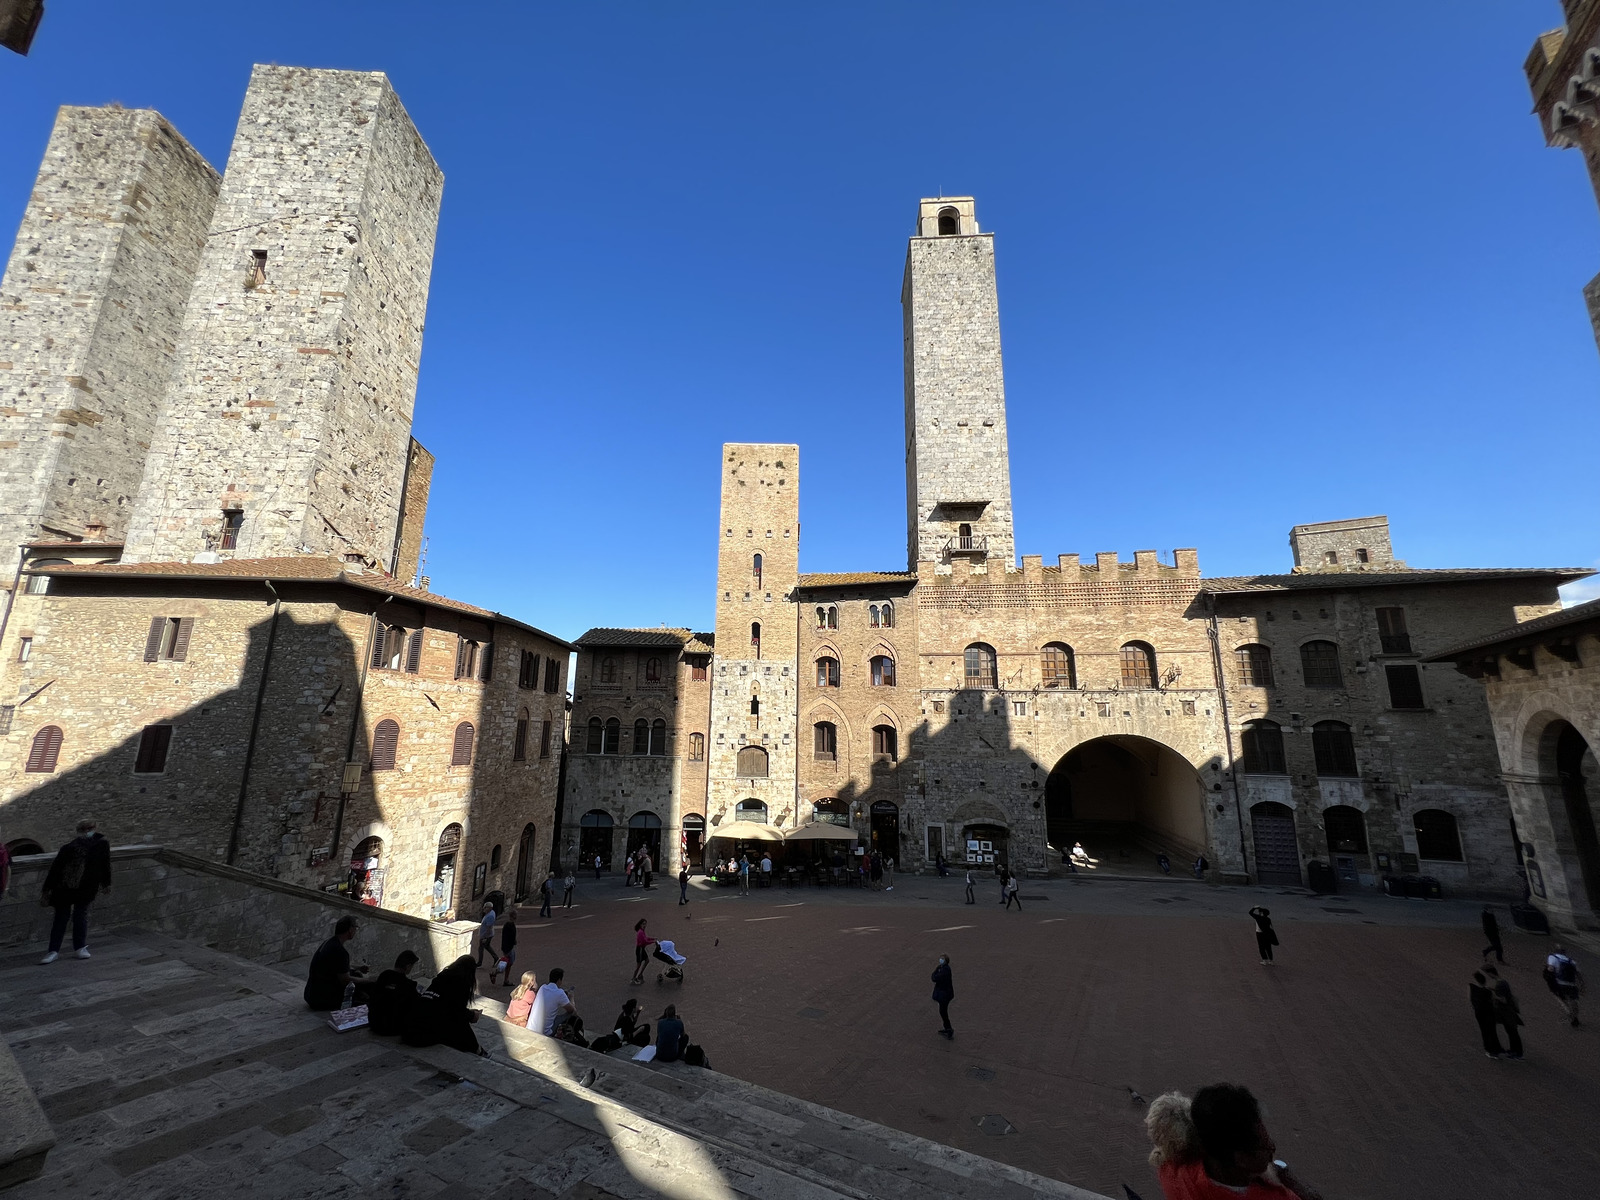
left=499, top=874, right=1600, bottom=1199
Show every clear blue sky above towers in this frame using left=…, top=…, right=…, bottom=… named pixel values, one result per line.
left=2, top=2, right=1596, bottom=640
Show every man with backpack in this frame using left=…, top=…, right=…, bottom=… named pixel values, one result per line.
left=39, top=819, right=113, bottom=964
left=1545, top=944, right=1584, bottom=1026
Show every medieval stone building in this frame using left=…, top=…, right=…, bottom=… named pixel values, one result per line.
left=574, top=197, right=1587, bottom=899
left=0, top=66, right=567, bottom=920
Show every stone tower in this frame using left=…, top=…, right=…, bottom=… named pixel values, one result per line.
left=707, top=444, right=800, bottom=832
left=122, top=65, right=444, bottom=568
left=0, top=107, right=220, bottom=552
left=902, top=196, right=1015, bottom=570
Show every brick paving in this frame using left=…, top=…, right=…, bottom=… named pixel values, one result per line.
left=493, top=875, right=1600, bottom=1199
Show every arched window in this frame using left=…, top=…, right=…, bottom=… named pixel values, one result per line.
left=751, top=622, right=761, bottom=659
left=872, top=724, right=898, bottom=762
left=870, top=655, right=896, bottom=687
left=580, top=810, right=614, bottom=828
left=633, top=718, right=650, bottom=755
left=599, top=656, right=617, bottom=684
left=813, top=798, right=850, bottom=826
left=1235, top=644, right=1274, bottom=688
left=371, top=718, right=400, bottom=771
left=644, top=657, right=661, bottom=683
left=1323, top=805, right=1368, bottom=854
left=603, top=717, right=621, bottom=755
left=814, top=722, right=837, bottom=761
left=650, top=718, right=667, bottom=755
left=1414, top=809, right=1464, bottom=862
left=586, top=717, right=603, bottom=754
left=1300, top=640, right=1343, bottom=688
left=816, top=656, right=840, bottom=687
left=735, top=799, right=769, bottom=824
left=689, top=732, right=704, bottom=761
left=6, top=838, right=45, bottom=856
left=1119, top=642, right=1157, bottom=689
left=25, top=725, right=63, bottom=773
left=1040, top=643, right=1075, bottom=688
left=1312, top=720, right=1358, bottom=777
left=879, top=602, right=894, bottom=629
left=964, top=643, right=997, bottom=688
left=815, top=605, right=837, bottom=630
left=1239, top=720, right=1286, bottom=775
left=513, top=709, right=529, bottom=762
left=450, top=721, right=475, bottom=766
left=750, top=694, right=760, bottom=718
left=490, top=843, right=503, bottom=869
left=736, top=745, right=769, bottom=777
left=937, top=206, right=960, bottom=235
left=753, top=553, right=762, bottom=588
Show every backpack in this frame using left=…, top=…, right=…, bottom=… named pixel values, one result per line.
left=683, top=1043, right=710, bottom=1069
left=57, top=838, right=89, bottom=891
left=1553, top=955, right=1578, bottom=984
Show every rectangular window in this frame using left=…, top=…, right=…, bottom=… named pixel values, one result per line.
left=220, top=509, right=243, bottom=550
left=1375, top=607, right=1412, bottom=655
left=513, top=718, right=529, bottom=762
left=1096, top=701, right=1112, bottom=718
left=692, top=661, right=707, bottom=681
left=1012, top=700, right=1027, bottom=717
left=17, top=636, right=31, bottom=662
left=539, top=719, right=553, bottom=759
left=544, top=659, right=561, bottom=693
left=134, top=724, right=173, bottom=774
left=247, top=249, right=267, bottom=288
left=143, top=616, right=194, bottom=663
left=518, top=649, right=538, bottom=689
left=1385, top=664, right=1426, bottom=710
left=0, top=705, right=14, bottom=735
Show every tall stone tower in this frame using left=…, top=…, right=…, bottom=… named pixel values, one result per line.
left=123, top=65, right=443, bottom=568
left=707, top=444, right=800, bottom=832
left=0, top=107, right=220, bottom=552
left=902, top=196, right=1015, bottom=570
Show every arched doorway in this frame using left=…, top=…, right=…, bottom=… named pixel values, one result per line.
left=813, top=798, right=849, bottom=826
left=350, top=835, right=384, bottom=906
left=962, top=823, right=1008, bottom=872
left=514, top=823, right=537, bottom=902
left=579, top=810, right=615, bottom=869
left=682, top=813, right=705, bottom=869
left=432, top=823, right=462, bottom=919
left=1553, top=722, right=1600, bottom=914
left=1044, top=736, right=1208, bottom=866
left=627, top=811, right=663, bottom=862
left=869, top=800, right=900, bottom=860
left=1250, top=802, right=1302, bottom=887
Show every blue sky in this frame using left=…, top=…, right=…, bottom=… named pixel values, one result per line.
left=3, top=2, right=1596, bottom=639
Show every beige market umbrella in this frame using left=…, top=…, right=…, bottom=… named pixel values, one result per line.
left=707, top=820, right=785, bottom=842
left=784, top=823, right=858, bottom=841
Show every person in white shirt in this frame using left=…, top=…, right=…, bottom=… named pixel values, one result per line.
left=760, top=854, right=772, bottom=887
left=527, top=967, right=579, bottom=1038
left=475, top=903, right=496, bottom=967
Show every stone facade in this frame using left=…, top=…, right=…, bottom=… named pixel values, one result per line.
left=562, top=629, right=712, bottom=871
left=0, top=106, right=220, bottom=551
left=122, top=65, right=444, bottom=569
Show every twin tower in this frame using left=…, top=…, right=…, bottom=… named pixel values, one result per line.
left=0, top=65, right=442, bottom=575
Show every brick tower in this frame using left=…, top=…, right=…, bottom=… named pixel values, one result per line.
left=902, top=196, right=1016, bottom=570
left=122, top=65, right=443, bottom=568
left=0, top=107, right=219, bottom=551
left=707, top=444, right=800, bottom=832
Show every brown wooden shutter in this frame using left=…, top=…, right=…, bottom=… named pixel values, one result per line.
left=513, top=718, right=528, bottom=762
left=540, top=719, right=552, bottom=758
left=144, top=617, right=166, bottom=662
left=451, top=721, right=475, bottom=766
left=405, top=630, right=423, bottom=673
left=25, top=724, right=63, bottom=773
left=371, top=718, right=400, bottom=770
left=370, top=626, right=389, bottom=670
left=454, top=637, right=467, bottom=679
left=134, top=725, right=173, bottom=774
left=479, top=643, right=494, bottom=683
left=170, top=618, right=194, bottom=662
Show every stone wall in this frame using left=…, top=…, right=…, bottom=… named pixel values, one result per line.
left=123, top=65, right=444, bottom=567
left=0, top=844, right=475, bottom=975
left=0, top=106, right=219, bottom=549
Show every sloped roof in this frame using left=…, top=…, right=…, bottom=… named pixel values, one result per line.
left=1425, top=596, right=1600, bottom=661
left=575, top=627, right=693, bottom=648
left=1202, top=567, right=1591, bottom=595
left=684, top=633, right=715, bottom=654
left=29, top=557, right=571, bottom=648
left=795, top=571, right=918, bottom=589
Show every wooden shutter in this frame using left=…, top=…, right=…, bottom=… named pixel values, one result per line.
left=144, top=617, right=166, bottom=662
left=405, top=630, right=423, bottom=673
left=454, top=637, right=468, bottom=679
left=371, top=718, right=400, bottom=771
left=170, top=618, right=194, bottom=662
left=370, top=626, right=389, bottom=670
left=25, top=724, right=63, bottom=773
left=134, top=725, right=173, bottom=774
left=513, top=718, right=528, bottom=762
left=544, top=660, right=560, bottom=693
left=540, top=719, right=552, bottom=758
left=451, top=721, right=475, bottom=766
left=479, top=643, right=494, bottom=683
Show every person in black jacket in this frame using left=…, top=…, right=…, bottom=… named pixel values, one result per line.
left=615, top=998, right=651, bottom=1047
left=1248, top=906, right=1277, bottom=965
left=1481, top=905, right=1505, bottom=964
left=39, top=820, right=113, bottom=964
left=403, top=956, right=485, bottom=1056
left=367, top=951, right=422, bottom=1036
left=931, top=954, right=954, bottom=1040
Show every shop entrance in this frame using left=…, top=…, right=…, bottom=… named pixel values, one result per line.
left=432, top=823, right=462, bottom=919
left=579, top=810, right=615, bottom=870
left=627, top=811, right=663, bottom=862
left=350, top=835, right=384, bottom=906
left=682, top=813, right=705, bottom=869
left=869, top=800, right=900, bottom=861
left=514, top=823, right=537, bottom=902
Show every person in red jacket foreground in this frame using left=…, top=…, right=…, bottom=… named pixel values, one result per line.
left=1144, top=1084, right=1326, bottom=1200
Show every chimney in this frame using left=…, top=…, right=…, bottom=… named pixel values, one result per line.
left=83, top=522, right=108, bottom=542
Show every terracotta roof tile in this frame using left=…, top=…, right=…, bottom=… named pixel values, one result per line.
left=575, top=627, right=693, bottom=648
left=795, top=571, right=917, bottom=589
left=1201, top=567, right=1591, bottom=595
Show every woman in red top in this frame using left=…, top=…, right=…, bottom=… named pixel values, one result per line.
left=1145, top=1085, right=1325, bottom=1200
left=631, top=918, right=656, bottom=985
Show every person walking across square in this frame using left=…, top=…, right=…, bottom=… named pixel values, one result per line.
left=632, top=918, right=657, bottom=985
left=678, top=864, right=690, bottom=905
left=930, top=954, right=954, bottom=1040
left=739, top=856, right=750, bottom=896
left=1545, top=944, right=1584, bottom=1026
left=493, top=909, right=517, bottom=986
left=475, top=901, right=497, bottom=967
left=39, top=820, right=113, bottom=964
left=964, top=869, right=975, bottom=905
left=538, top=873, right=554, bottom=919
left=562, top=870, right=575, bottom=908
left=1249, top=905, right=1277, bottom=965
left=1481, top=905, right=1505, bottom=964
left=1003, top=872, right=1022, bottom=911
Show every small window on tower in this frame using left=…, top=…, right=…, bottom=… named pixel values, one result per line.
left=1355, top=548, right=1370, bottom=563
left=246, top=250, right=267, bottom=289
left=1323, top=551, right=1338, bottom=565
left=937, top=206, right=960, bottom=235
left=220, top=509, right=243, bottom=550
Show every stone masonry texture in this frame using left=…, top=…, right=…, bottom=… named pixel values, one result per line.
left=0, top=106, right=220, bottom=550
left=123, top=65, right=443, bottom=567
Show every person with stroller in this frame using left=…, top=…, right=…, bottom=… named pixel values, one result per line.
left=652, top=938, right=686, bottom=982
left=632, top=918, right=657, bottom=985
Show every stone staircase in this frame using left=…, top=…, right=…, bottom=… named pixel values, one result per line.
left=0, top=929, right=1110, bottom=1199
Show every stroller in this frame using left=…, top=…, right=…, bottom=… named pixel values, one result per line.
left=653, top=939, right=686, bottom=984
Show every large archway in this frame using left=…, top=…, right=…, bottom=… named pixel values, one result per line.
left=1045, top=736, right=1208, bottom=866
left=1549, top=720, right=1600, bottom=916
